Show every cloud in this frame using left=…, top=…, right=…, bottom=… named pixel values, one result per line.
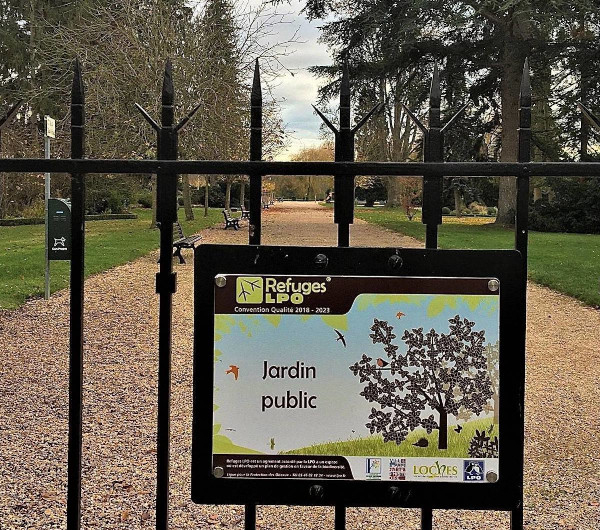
left=244, top=0, right=334, bottom=159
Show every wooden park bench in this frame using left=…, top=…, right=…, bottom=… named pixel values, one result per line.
left=239, top=205, right=250, bottom=219
left=173, top=221, right=202, bottom=264
left=222, top=209, right=241, bottom=230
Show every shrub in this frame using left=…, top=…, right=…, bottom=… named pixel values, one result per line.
left=136, top=192, right=152, bottom=208
left=462, top=208, right=472, bottom=215
left=21, top=199, right=45, bottom=218
left=468, top=201, right=487, bottom=215
left=450, top=209, right=457, bottom=216
left=529, top=177, right=600, bottom=233
left=487, top=206, right=497, bottom=216
left=442, top=206, right=451, bottom=215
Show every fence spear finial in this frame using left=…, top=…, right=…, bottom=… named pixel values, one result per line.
left=520, top=58, right=531, bottom=108
left=162, top=58, right=174, bottom=107
left=428, top=62, right=442, bottom=131
left=251, top=59, right=262, bottom=105
left=161, top=58, right=174, bottom=128
left=340, top=58, right=351, bottom=130
left=430, top=62, right=441, bottom=109
left=72, top=57, right=84, bottom=104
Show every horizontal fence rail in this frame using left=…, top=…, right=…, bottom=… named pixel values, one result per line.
left=1, top=159, right=600, bottom=176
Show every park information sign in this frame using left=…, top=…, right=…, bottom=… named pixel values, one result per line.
left=212, top=275, right=500, bottom=484
left=193, top=245, right=524, bottom=509
left=48, top=198, right=71, bottom=260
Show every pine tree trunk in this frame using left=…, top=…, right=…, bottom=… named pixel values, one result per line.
left=182, top=174, right=194, bottom=221
left=240, top=180, right=245, bottom=208
left=437, top=409, right=448, bottom=450
left=496, top=28, right=528, bottom=225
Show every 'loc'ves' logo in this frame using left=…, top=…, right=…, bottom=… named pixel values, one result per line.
left=236, top=277, right=264, bottom=304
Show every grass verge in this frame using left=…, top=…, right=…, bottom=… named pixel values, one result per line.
left=354, top=207, right=600, bottom=308
left=0, top=207, right=222, bottom=309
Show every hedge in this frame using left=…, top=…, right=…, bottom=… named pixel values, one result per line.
left=0, top=213, right=137, bottom=226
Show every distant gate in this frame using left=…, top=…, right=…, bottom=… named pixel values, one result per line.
left=2, top=56, right=600, bottom=530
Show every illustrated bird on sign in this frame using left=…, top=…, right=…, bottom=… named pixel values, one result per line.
left=488, top=424, right=494, bottom=434
left=412, top=437, right=429, bottom=448
left=225, top=365, right=239, bottom=380
left=396, top=311, right=405, bottom=319
left=225, top=428, right=236, bottom=432
left=376, top=358, right=389, bottom=368
left=454, top=424, right=463, bottom=434
left=334, top=329, right=346, bottom=347
left=270, top=438, right=275, bottom=450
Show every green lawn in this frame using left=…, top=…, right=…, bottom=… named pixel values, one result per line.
left=354, top=207, right=600, bottom=308
left=0, top=208, right=222, bottom=309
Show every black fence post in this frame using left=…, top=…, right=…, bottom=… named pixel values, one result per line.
left=422, top=64, right=443, bottom=249
left=249, top=59, right=262, bottom=245
left=156, top=59, right=178, bottom=530
left=67, top=57, right=85, bottom=530
left=511, top=58, right=531, bottom=530
left=335, top=61, right=354, bottom=248
left=313, top=61, right=381, bottom=248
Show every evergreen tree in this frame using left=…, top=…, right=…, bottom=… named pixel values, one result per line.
left=300, top=0, right=600, bottom=224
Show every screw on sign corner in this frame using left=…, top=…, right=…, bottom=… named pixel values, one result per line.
left=388, top=254, right=403, bottom=271
left=309, top=484, right=324, bottom=499
left=314, top=254, right=329, bottom=270
left=488, top=279, right=500, bottom=292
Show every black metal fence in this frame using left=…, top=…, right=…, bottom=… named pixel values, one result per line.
left=1, top=56, right=599, bottom=530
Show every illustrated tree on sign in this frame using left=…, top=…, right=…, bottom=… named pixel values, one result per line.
left=349, top=316, right=493, bottom=450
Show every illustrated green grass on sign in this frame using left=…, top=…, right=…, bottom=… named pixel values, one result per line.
left=282, top=417, right=497, bottom=459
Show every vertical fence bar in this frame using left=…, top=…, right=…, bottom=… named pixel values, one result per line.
left=511, top=58, right=530, bottom=530
left=244, top=502, right=256, bottom=530
left=420, top=506, right=433, bottom=530
left=422, top=64, right=443, bottom=249
left=334, top=61, right=354, bottom=248
left=244, top=58, right=262, bottom=530
left=67, top=57, right=85, bottom=530
left=249, top=59, right=262, bottom=245
left=334, top=504, right=346, bottom=530
left=156, top=60, right=178, bottom=530
left=419, top=63, right=443, bottom=528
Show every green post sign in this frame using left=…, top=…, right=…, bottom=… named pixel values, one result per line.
left=48, top=198, right=71, bottom=261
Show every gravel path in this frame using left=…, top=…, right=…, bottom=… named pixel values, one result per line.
left=0, top=202, right=598, bottom=529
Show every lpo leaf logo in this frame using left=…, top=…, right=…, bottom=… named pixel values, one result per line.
left=236, top=277, right=263, bottom=304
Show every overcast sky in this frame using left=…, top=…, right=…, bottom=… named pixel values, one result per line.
left=244, top=0, right=334, bottom=159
